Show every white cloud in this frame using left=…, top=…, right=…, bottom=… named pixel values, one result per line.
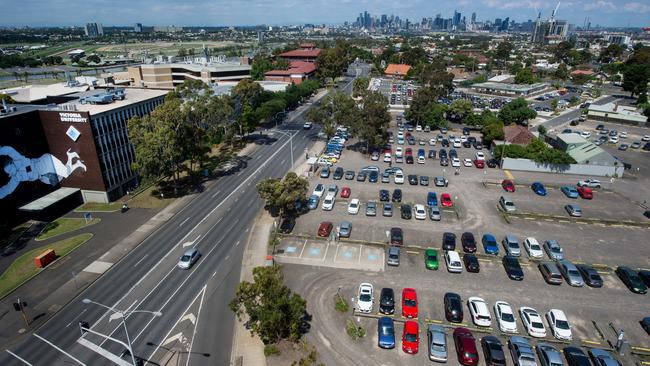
left=582, top=1, right=616, bottom=11
left=481, top=0, right=543, bottom=10
left=623, top=2, right=650, bottom=12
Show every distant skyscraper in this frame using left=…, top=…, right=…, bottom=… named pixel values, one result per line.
left=134, top=23, right=143, bottom=33
left=501, top=17, right=510, bottom=31
left=453, top=11, right=461, bottom=27
left=257, top=31, right=265, bottom=43
left=471, top=12, right=476, bottom=23
left=84, top=23, right=103, bottom=37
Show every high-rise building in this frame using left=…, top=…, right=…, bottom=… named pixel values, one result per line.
left=471, top=12, right=476, bottom=23
left=453, top=11, right=461, bottom=27
left=501, top=17, right=510, bottom=31
left=84, top=23, right=103, bottom=37
left=133, top=23, right=142, bottom=33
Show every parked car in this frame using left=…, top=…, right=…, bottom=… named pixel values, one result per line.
left=378, top=317, right=396, bottom=349
left=379, top=287, right=395, bottom=314
left=347, top=199, right=360, bottom=215
left=482, top=234, right=499, bottom=255
left=443, top=232, right=457, bottom=251
left=503, top=256, right=524, bottom=281
left=445, top=250, right=463, bottom=273
left=402, top=320, right=420, bottom=354
left=502, top=179, right=515, bottom=192
left=546, top=309, right=572, bottom=341
left=576, top=264, right=603, bottom=288
left=401, top=204, right=412, bottom=219
left=565, top=204, right=582, bottom=217
left=429, top=205, right=441, bottom=221
left=536, top=343, right=563, bottom=366
left=313, top=183, right=325, bottom=198
left=557, top=259, right=585, bottom=287
left=366, top=201, right=377, bottom=216
left=543, top=240, right=564, bottom=260
left=322, top=194, right=335, bottom=211
left=333, top=167, right=344, bottom=180
left=461, top=232, right=477, bottom=253
left=427, top=192, right=438, bottom=206
left=379, top=189, right=390, bottom=202
left=357, top=283, right=374, bottom=313
left=317, top=221, right=333, bottom=237
left=531, top=182, right=547, bottom=196
left=499, top=196, right=516, bottom=213
left=468, top=297, right=492, bottom=327
left=390, top=227, right=403, bottom=245
left=453, top=328, right=479, bottom=365
left=427, top=324, right=448, bottom=362
left=577, top=179, right=601, bottom=188
left=494, top=301, right=518, bottom=333
left=391, top=189, right=402, bottom=202
left=463, top=254, right=480, bottom=273
left=344, top=170, right=355, bottom=180
left=508, top=336, right=537, bottom=366
left=561, top=186, right=579, bottom=198
left=481, top=335, right=507, bottom=366
left=616, top=266, right=648, bottom=294
left=520, top=307, right=547, bottom=338
left=402, top=288, right=418, bottom=318
left=414, top=204, right=427, bottom=220
left=424, top=248, right=439, bottom=270
left=386, top=246, right=400, bottom=266
left=444, top=292, right=464, bottom=322
left=502, top=235, right=521, bottom=257
left=434, top=176, right=449, bottom=187
left=577, top=186, right=593, bottom=199
left=539, top=262, right=563, bottom=285
left=441, top=193, right=453, bottom=207
left=307, top=195, right=320, bottom=210
left=564, top=346, right=591, bottom=366
left=340, top=186, right=350, bottom=198
left=588, top=348, right=622, bottom=366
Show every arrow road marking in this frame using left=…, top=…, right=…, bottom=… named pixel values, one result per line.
left=181, top=235, right=201, bottom=248
left=180, top=313, right=196, bottom=326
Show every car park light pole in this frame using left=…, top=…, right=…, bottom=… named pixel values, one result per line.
left=82, top=298, right=162, bottom=366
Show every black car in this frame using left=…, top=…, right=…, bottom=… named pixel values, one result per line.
left=487, top=159, right=499, bottom=168
left=428, top=149, right=436, bottom=159
left=278, top=216, right=295, bottom=234
left=461, top=232, right=477, bottom=253
left=463, top=254, right=480, bottom=273
left=391, top=189, right=402, bottom=202
left=441, top=138, right=449, bottom=147
left=419, top=176, right=429, bottom=186
left=449, top=149, right=458, bottom=159
left=503, top=256, right=524, bottom=280
left=368, top=171, right=379, bottom=183
left=468, top=136, right=476, bottom=144
left=356, top=171, right=367, bottom=182
left=462, top=127, right=471, bottom=136
left=344, top=170, right=355, bottom=180
left=462, top=140, right=472, bottom=148
left=481, top=336, right=506, bottom=366
left=576, top=264, right=603, bottom=288
left=408, top=175, right=418, bottom=185
left=638, top=270, right=650, bottom=287
left=408, top=137, right=416, bottom=145
left=379, top=288, right=395, bottom=314
left=616, top=266, right=648, bottom=294
left=333, top=167, right=344, bottom=180
left=401, top=204, right=412, bottom=219
left=440, top=157, right=449, bottom=166
left=564, top=346, right=592, bottom=366
left=406, top=155, right=414, bottom=164
left=442, top=232, right=456, bottom=251
left=390, top=227, right=403, bottom=245
left=641, top=317, right=650, bottom=336
left=379, top=189, right=390, bottom=202
left=444, top=292, right=463, bottom=323
left=439, top=149, right=448, bottom=159
left=474, top=143, right=483, bottom=150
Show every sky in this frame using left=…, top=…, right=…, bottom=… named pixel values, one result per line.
left=1, top=0, right=649, bottom=27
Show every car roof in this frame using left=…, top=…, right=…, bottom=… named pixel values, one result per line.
left=183, top=248, right=198, bottom=256
left=404, top=321, right=418, bottom=331
left=509, top=335, right=530, bottom=346
left=505, top=234, right=518, bottom=242
left=447, top=250, right=461, bottom=260
left=403, top=288, right=416, bottom=297
left=388, top=247, right=400, bottom=254
left=483, top=233, right=496, bottom=241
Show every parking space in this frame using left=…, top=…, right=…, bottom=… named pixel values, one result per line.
left=369, top=77, right=418, bottom=106
left=274, top=237, right=384, bottom=271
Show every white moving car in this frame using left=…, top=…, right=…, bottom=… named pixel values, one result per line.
left=463, top=158, right=472, bottom=167
left=313, top=184, right=325, bottom=198
left=577, top=179, right=601, bottom=188
left=451, top=158, right=461, bottom=167
left=468, top=297, right=492, bottom=327
left=494, top=301, right=517, bottom=333
left=347, top=198, right=360, bottom=215
left=546, top=309, right=572, bottom=341
left=475, top=151, right=486, bottom=161
left=414, top=204, right=427, bottom=220
left=445, top=251, right=463, bottom=273
left=520, top=307, right=547, bottom=338
left=394, top=171, right=405, bottom=184
left=357, top=283, right=374, bottom=313
left=322, top=194, right=335, bottom=211
left=523, top=237, right=544, bottom=259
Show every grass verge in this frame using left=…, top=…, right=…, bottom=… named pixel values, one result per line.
left=127, top=184, right=175, bottom=210
left=0, top=233, right=93, bottom=299
left=74, top=202, right=121, bottom=212
left=36, top=218, right=100, bottom=241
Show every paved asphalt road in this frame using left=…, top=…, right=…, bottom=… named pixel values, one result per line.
left=539, top=95, right=617, bottom=131
left=1, top=116, right=322, bottom=365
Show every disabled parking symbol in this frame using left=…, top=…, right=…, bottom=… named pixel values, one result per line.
left=309, top=248, right=321, bottom=255
left=367, top=254, right=378, bottom=261
left=343, top=251, right=353, bottom=259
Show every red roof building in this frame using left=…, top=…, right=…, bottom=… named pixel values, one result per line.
left=278, top=48, right=321, bottom=63
left=384, top=64, right=411, bottom=78
left=265, top=61, right=317, bottom=85
left=504, top=125, right=536, bottom=145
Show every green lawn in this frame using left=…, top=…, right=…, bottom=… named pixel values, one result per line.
left=0, top=233, right=93, bottom=299
left=36, top=218, right=100, bottom=241
left=74, top=202, right=121, bottom=212
left=0, top=223, right=31, bottom=251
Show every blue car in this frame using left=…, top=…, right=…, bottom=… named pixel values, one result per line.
left=427, top=192, right=438, bottom=206
left=482, top=233, right=499, bottom=255
left=377, top=317, right=395, bottom=349
left=561, top=186, right=579, bottom=198
left=531, top=182, right=547, bottom=196
left=368, top=171, right=379, bottom=183
left=307, top=195, right=319, bottom=210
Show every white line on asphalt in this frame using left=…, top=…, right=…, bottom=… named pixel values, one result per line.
left=133, top=254, right=148, bottom=268
left=211, top=190, right=221, bottom=198
left=322, top=242, right=329, bottom=262
left=244, top=228, right=249, bottom=233
left=280, top=159, right=286, bottom=165
left=179, top=217, right=190, bottom=227
left=98, top=299, right=138, bottom=347
left=5, top=350, right=33, bottom=365
left=77, top=337, right=132, bottom=366
left=212, top=271, right=217, bottom=277
left=65, top=308, right=88, bottom=328
left=236, top=240, right=241, bottom=247
left=185, top=283, right=207, bottom=366
left=33, top=333, right=87, bottom=366
left=225, top=254, right=230, bottom=261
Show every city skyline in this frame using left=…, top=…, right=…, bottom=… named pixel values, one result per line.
left=1, top=0, right=649, bottom=28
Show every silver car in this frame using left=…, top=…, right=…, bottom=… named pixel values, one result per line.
left=429, top=206, right=441, bottom=221
left=500, top=196, right=516, bottom=213
left=427, top=324, right=447, bottom=362
left=339, top=221, right=352, bottom=238
left=588, top=348, right=621, bottom=366
left=366, top=201, right=377, bottom=216
left=536, top=342, right=564, bottom=366
left=502, top=235, right=521, bottom=257
left=544, top=240, right=564, bottom=260
left=508, top=336, right=537, bottom=366
left=387, top=246, right=400, bottom=266
left=177, top=248, right=200, bottom=269
left=557, top=259, right=585, bottom=287
left=565, top=204, right=582, bottom=217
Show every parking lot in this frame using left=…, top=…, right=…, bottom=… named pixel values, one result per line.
left=369, top=77, right=418, bottom=107
left=276, top=119, right=650, bottom=366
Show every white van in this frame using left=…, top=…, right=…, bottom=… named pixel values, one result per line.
left=445, top=251, right=463, bottom=273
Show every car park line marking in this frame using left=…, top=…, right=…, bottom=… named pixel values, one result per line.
left=280, top=159, right=286, bottom=165
left=581, top=339, right=602, bottom=345
left=212, top=271, right=217, bottom=277
left=235, top=240, right=241, bottom=247
left=504, top=170, right=514, bottom=179
left=133, top=255, right=148, bottom=268
left=322, top=243, right=329, bottom=261
left=406, top=251, right=418, bottom=254
left=5, top=350, right=32, bottom=365
left=632, top=346, right=650, bottom=352
left=211, top=190, right=221, bottom=198
left=299, top=240, right=307, bottom=258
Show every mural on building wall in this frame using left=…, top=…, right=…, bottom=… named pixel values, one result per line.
left=0, top=146, right=86, bottom=199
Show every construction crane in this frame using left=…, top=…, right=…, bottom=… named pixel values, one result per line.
left=550, top=1, right=561, bottom=22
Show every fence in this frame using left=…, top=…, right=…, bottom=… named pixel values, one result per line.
left=501, top=158, right=624, bottom=177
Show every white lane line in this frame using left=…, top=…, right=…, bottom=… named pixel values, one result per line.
left=211, top=190, right=221, bottom=198
left=77, top=337, right=132, bottom=366
left=280, top=159, right=286, bottom=165
left=98, top=299, right=138, bottom=347
left=230, top=218, right=239, bottom=231
left=179, top=218, right=190, bottom=227
left=185, top=285, right=207, bottom=366
left=33, top=333, right=87, bottom=366
left=225, top=254, right=230, bottom=261
left=236, top=240, right=241, bottom=247
left=133, top=254, right=148, bottom=268
left=5, top=350, right=33, bottom=365
left=244, top=228, right=250, bottom=233
left=212, top=271, right=217, bottom=277
left=65, top=308, right=88, bottom=328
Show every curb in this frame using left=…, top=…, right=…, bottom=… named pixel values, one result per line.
left=34, top=218, right=101, bottom=242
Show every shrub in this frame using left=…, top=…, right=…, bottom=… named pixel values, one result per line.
left=334, top=295, right=349, bottom=313
left=346, top=319, right=366, bottom=340
left=264, top=344, right=281, bottom=356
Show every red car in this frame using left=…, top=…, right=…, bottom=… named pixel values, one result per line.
left=402, top=288, right=418, bottom=318
left=405, top=148, right=413, bottom=156
left=402, top=321, right=419, bottom=354
left=473, top=159, right=485, bottom=168
left=502, top=179, right=515, bottom=192
left=317, top=221, right=333, bottom=237
left=405, top=132, right=412, bottom=138
left=441, top=193, right=453, bottom=207
left=577, top=186, right=593, bottom=199
left=340, top=187, right=351, bottom=198
left=453, top=327, right=479, bottom=365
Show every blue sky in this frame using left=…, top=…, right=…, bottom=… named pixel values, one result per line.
left=2, top=0, right=649, bottom=27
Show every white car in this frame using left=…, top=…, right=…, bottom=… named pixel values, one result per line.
left=453, top=139, right=461, bottom=148
left=619, top=131, right=627, bottom=138
left=445, top=250, right=463, bottom=273
left=643, top=135, right=650, bottom=142
left=322, top=194, right=335, bottom=211
left=494, top=301, right=517, bottom=333
left=475, top=151, right=485, bottom=161
left=316, top=158, right=334, bottom=166
left=313, top=184, right=325, bottom=198
left=395, top=147, right=404, bottom=158
left=609, top=136, right=619, bottom=144
left=580, top=131, right=591, bottom=139
left=463, top=158, right=473, bottom=167
left=546, top=309, right=572, bottom=341
left=416, top=125, right=423, bottom=132
left=451, top=157, right=461, bottom=167
left=383, top=153, right=392, bottom=163
left=520, top=307, right=547, bottom=338
left=523, top=237, right=544, bottom=259
left=394, top=171, right=405, bottom=184
left=429, top=138, right=437, bottom=146
left=414, top=204, right=427, bottom=220
left=468, top=297, right=492, bottom=327
left=577, top=179, right=601, bottom=188
left=302, top=121, right=313, bottom=129
left=357, top=283, right=374, bottom=313
left=347, top=198, right=360, bottom=215
left=460, top=136, right=468, bottom=143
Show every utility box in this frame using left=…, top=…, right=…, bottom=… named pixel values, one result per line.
left=35, top=249, right=56, bottom=268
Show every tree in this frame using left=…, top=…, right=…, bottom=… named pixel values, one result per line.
left=599, top=44, right=624, bottom=63
left=554, top=63, right=569, bottom=81
left=498, top=98, right=537, bottom=125
left=550, top=99, right=558, bottom=112
left=514, top=68, right=536, bottom=84
left=481, top=120, right=504, bottom=144
left=0, top=93, right=15, bottom=103
left=356, top=91, right=390, bottom=150
left=417, top=63, right=454, bottom=95
left=572, top=73, right=592, bottom=85
left=307, top=91, right=357, bottom=138
left=401, top=46, right=427, bottom=66
left=230, top=265, right=308, bottom=345
left=537, top=125, right=547, bottom=136
left=622, top=46, right=650, bottom=98
left=495, top=42, right=513, bottom=65
left=257, top=172, right=309, bottom=217
left=251, top=56, right=275, bottom=80
left=449, top=99, right=473, bottom=122
left=352, top=76, right=370, bottom=98
left=423, top=103, right=448, bottom=129
left=86, top=54, right=101, bottom=63
left=177, top=48, right=187, bottom=57
left=316, top=46, right=348, bottom=83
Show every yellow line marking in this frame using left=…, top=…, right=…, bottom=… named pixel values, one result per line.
left=504, top=170, right=514, bottom=180
left=406, top=251, right=419, bottom=254
left=581, top=340, right=602, bottom=345
left=632, top=346, right=650, bottom=352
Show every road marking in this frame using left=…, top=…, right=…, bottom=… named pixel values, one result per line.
left=225, top=254, right=230, bottom=261
left=280, top=158, right=286, bottom=165
left=133, top=254, right=148, bottom=268
left=244, top=228, right=250, bottom=233
left=5, top=350, right=33, bottom=365
left=180, top=313, right=196, bottom=326
left=34, top=333, right=87, bottom=366
left=65, top=308, right=88, bottom=328
left=236, top=240, right=241, bottom=247
left=212, top=271, right=217, bottom=277
left=211, top=190, right=221, bottom=198
left=504, top=170, right=514, bottom=180
left=162, top=332, right=185, bottom=347
left=179, top=217, right=190, bottom=227
left=77, top=337, right=131, bottom=366
left=180, top=235, right=201, bottom=248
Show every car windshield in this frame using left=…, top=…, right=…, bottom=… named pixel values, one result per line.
left=359, top=294, right=371, bottom=302
left=452, top=261, right=462, bottom=267
left=427, top=254, right=437, bottom=261
left=568, top=269, right=580, bottom=277
left=432, top=342, right=445, bottom=351
left=590, top=274, right=600, bottom=281
left=465, top=352, right=478, bottom=359
left=555, top=320, right=570, bottom=329
left=405, top=333, right=417, bottom=342
left=530, top=244, right=541, bottom=250
left=180, top=255, right=190, bottom=262
left=501, top=313, right=515, bottom=322
left=532, top=321, right=544, bottom=329
left=404, top=299, right=416, bottom=306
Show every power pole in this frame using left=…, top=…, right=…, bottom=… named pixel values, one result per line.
left=13, top=298, right=29, bottom=327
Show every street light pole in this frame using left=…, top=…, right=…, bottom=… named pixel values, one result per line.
left=275, top=130, right=295, bottom=168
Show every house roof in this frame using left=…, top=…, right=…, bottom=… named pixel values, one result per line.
left=384, top=64, right=411, bottom=76
left=571, top=69, right=594, bottom=76
left=504, top=125, right=536, bottom=145
left=265, top=61, right=317, bottom=77
left=278, top=48, right=321, bottom=58
left=556, top=133, right=617, bottom=165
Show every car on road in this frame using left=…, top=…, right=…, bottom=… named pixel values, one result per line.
left=482, top=233, right=499, bottom=255
left=434, top=176, right=449, bottom=187
left=414, top=204, right=427, bottom=220
left=307, top=195, right=319, bottom=210
left=539, top=262, right=564, bottom=285
left=565, top=204, right=582, bottom=217
left=546, top=309, right=572, bottom=341
left=339, top=221, right=352, bottom=238
left=523, top=237, right=544, bottom=259
left=564, top=346, right=591, bottom=366
left=402, top=288, right=418, bottom=318
left=502, top=179, right=515, bottom=192
left=317, top=221, right=333, bottom=237
left=424, top=248, right=439, bottom=270
left=543, top=240, right=564, bottom=260
left=578, top=179, right=601, bottom=188
left=177, top=248, right=200, bottom=269
left=427, top=324, right=448, bottom=362
left=576, top=264, right=603, bottom=288
left=453, top=328, right=479, bottom=365
left=468, top=297, right=492, bottom=327
left=463, top=254, right=480, bottom=273
left=445, top=250, right=463, bottom=273
left=561, top=186, right=579, bottom=198
left=347, top=198, right=360, bottom=214
left=577, top=186, right=593, bottom=199
left=588, top=348, right=622, bottom=366
left=503, top=256, right=524, bottom=281
left=302, top=121, right=313, bottom=129
left=461, top=232, right=477, bottom=253
left=402, top=321, right=420, bottom=354
left=387, top=246, right=400, bottom=266
left=357, top=283, right=374, bottom=313
left=557, top=259, right=584, bottom=287
left=532, top=182, right=547, bottom=196
left=378, top=317, right=396, bottom=349
left=376, top=286, right=395, bottom=315
left=502, top=235, right=521, bottom=257
left=616, top=266, right=648, bottom=294
left=520, top=307, right=547, bottom=338
left=499, top=196, right=516, bottom=213
left=536, top=343, right=563, bottom=366
left=444, top=292, right=464, bottom=322
left=508, top=336, right=537, bottom=366
left=322, top=194, right=335, bottom=211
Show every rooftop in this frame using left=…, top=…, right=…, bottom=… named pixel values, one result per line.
left=504, top=125, right=536, bottom=145
left=488, top=74, right=514, bottom=83
left=141, top=62, right=251, bottom=73
left=384, top=64, right=411, bottom=76
left=472, top=82, right=548, bottom=92
left=57, top=88, right=168, bottom=115
left=588, top=103, right=646, bottom=122
left=278, top=48, right=321, bottom=58
left=0, top=103, right=42, bottom=119
left=0, top=82, right=90, bottom=103
left=19, top=187, right=80, bottom=212
left=265, top=61, right=317, bottom=76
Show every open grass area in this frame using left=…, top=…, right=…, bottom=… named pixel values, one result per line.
left=127, top=184, right=175, bottom=210
left=74, top=202, right=121, bottom=212
left=36, top=218, right=100, bottom=241
left=0, top=223, right=31, bottom=251
left=0, top=233, right=93, bottom=299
